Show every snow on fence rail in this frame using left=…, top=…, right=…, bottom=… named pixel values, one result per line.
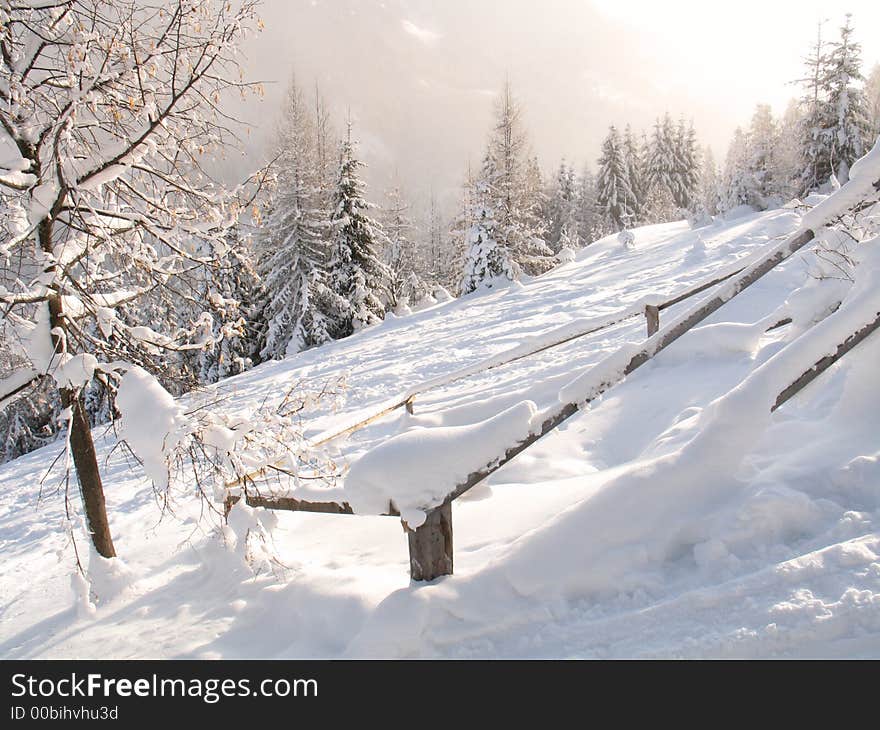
left=226, top=144, right=880, bottom=581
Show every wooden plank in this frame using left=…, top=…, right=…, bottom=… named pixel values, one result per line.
left=225, top=493, right=353, bottom=516
left=311, top=398, right=412, bottom=447
left=224, top=493, right=401, bottom=517
left=772, top=310, right=880, bottom=412
left=407, top=502, right=453, bottom=581
left=658, top=268, right=744, bottom=310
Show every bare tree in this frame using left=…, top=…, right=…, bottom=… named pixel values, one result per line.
left=0, top=0, right=263, bottom=558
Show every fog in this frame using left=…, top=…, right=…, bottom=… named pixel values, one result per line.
left=233, top=0, right=880, bottom=216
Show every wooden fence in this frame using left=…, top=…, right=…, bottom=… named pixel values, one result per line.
left=224, top=220, right=878, bottom=582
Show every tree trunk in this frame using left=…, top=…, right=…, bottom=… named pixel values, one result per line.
left=63, top=388, right=116, bottom=558
left=40, top=218, right=116, bottom=559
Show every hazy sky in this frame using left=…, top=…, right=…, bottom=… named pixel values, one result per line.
left=235, top=0, right=880, bottom=217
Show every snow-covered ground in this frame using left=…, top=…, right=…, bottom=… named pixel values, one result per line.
left=1, top=206, right=878, bottom=658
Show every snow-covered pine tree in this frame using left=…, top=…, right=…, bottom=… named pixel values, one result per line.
left=744, top=104, right=781, bottom=209
left=597, top=125, right=636, bottom=231
left=822, top=14, right=871, bottom=184
left=696, top=145, right=721, bottom=219
left=644, top=114, right=679, bottom=222
left=672, top=118, right=700, bottom=213
left=545, top=161, right=579, bottom=252
left=256, top=76, right=336, bottom=359
left=0, top=379, right=59, bottom=464
left=424, top=191, right=460, bottom=293
left=775, top=100, right=806, bottom=201
left=197, top=228, right=265, bottom=385
left=326, top=125, right=389, bottom=335
left=622, top=125, right=647, bottom=224
left=576, top=165, right=602, bottom=244
left=459, top=175, right=515, bottom=295
left=519, top=155, right=554, bottom=271
left=797, top=22, right=834, bottom=195
left=482, top=83, right=554, bottom=276
left=867, top=64, right=880, bottom=143
left=381, top=184, right=422, bottom=312
left=720, top=128, right=753, bottom=214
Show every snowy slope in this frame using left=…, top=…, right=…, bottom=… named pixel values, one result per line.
left=1, top=207, right=878, bottom=659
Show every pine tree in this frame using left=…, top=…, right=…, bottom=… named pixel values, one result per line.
left=327, top=125, right=389, bottom=335
left=449, top=165, right=476, bottom=287
left=720, top=128, right=753, bottom=213
left=696, top=145, right=721, bottom=219
left=425, top=191, right=460, bottom=292
left=381, top=184, right=422, bottom=311
left=596, top=125, right=636, bottom=230
left=622, top=125, right=647, bottom=223
left=644, top=114, right=679, bottom=222
left=197, top=229, right=265, bottom=384
left=797, top=22, right=834, bottom=194
left=545, top=160, right=579, bottom=252
left=460, top=176, right=515, bottom=295
left=483, top=83, right=555, bottom=276
left=672, top=118, right=700, bottom=212
left=775, top=99, right=805, bottom=200
left=823, top=14, right=870, bottom=183
left=867, top=64, right=880, bottom=143
left=744, top=104, right=781, bottom=209
left=576, top=165, right=601, bottom=243
left=256, top=76, right=336, bottom=359
left=520, top=155, right=553, bottom=269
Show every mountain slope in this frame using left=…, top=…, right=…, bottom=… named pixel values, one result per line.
left=1, top=206, right=878, bottom=659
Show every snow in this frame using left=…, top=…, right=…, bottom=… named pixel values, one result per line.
left=801, top=136, right=880, bottom=230
left=556, top=247, right=576, bottom=264
left=346, top=400, right=538, bottom=527
left=0, top=170, right=37, bottom=188
left=1, top=200, right=879, bottom=659
left=114, top=366, right=190, bottom=492
left=0, top=367, right=38, bottom=408
left=50, top=353, right=98, bottom=390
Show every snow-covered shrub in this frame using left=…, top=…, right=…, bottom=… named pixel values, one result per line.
left=556, top=247, right=577, bottom=265
left=114, top=366, right=346, bottom=520
left=618, top=229, right=636, bottom=250
left=223, top=500, right=280, bottom=575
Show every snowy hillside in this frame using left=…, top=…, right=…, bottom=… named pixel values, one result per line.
left=1, top=205, right=879, bottom=659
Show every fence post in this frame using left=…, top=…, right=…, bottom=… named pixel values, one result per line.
left=406, top=502, right=453, bottom=581
left=645, top=304, right=660, bottom=337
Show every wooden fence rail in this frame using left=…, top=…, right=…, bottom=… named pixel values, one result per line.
left=772, top=310, right=880, bottom=411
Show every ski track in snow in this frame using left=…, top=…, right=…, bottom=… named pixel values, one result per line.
left=1, top=207, right=878, bottom=658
